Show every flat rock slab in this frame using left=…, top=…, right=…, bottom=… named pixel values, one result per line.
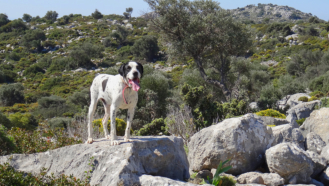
left=0, top=136, right=189, bottom=186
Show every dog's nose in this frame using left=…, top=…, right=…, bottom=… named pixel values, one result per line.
left=133, top=72, right=138, bottom=78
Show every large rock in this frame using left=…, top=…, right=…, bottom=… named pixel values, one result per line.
left=237, top=172, right=284, bottom=186
left=188, top=114, right=273, bottom=175
left=320, top=145, right=329, bottom=163
left=306, top=132, right=326, bottom=154
left=300, top=107, right=329, bottom=143
left=0, top=137, right=189, bottom=186
left=306, top=150, right=326, bottom=178
left=139, top=175, right=209, bottom=186
left=320, top=165, right=329, bottom=185
left=271, top=124, right=305, bottom=149
left=277, top=93, right=310, bottom=110
left=286, top=100, right=321, bottom=120
left=253, top=114, right=289, bottom=126
left=265, top=143, right=313, bottom=184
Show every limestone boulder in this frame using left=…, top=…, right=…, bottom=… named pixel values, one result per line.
left=320, top=165, right=329, bottom=185
left=300, top=107, right=329, bottom=143
left=0, top=137, right=189, bottom=186
left=306, top=150, right=326, bottom=178
left=286, top=100, right=321, bottom=121
left=188, top=114, right=273, bottom=175
left=277, top=93, right=310, bottom=109
left=237, top=172, right=284, bottom=186
left=306, top=132, right=326, bottom=154
left=139, top=175, right=209, bottom=186
left=265, top=143, right=313, bottom=184
left=271, top=124, right=305, bottom=149
left=253, top=114, right=289, bottom=126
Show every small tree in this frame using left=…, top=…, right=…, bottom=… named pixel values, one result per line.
left=123, top=7, right=133, bottom=20
left=0, top=83, right=25, bottom=106
left=0, top=13, right=9, bottom=27
left=110, top=25, right=129, bottom=46
left=21, top=29, right=46, bottom=51
left=144, top=0, right=252, bottom=101
left=22, top=14, right=32, bottom=22
left=44, top=11, right=58, bottom=22
left=91, top=9, right=103, bottom=19
left=131, top=35, right=159, bottom=61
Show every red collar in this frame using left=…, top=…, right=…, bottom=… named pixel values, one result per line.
left=122, top=84, right=129, bottom=104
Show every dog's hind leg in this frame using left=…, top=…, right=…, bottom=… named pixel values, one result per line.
left=86, top=97, right=97, bottom=144
left=124, top=107, right=135, bottom=142
left=102, top=105, right=111, bottom=139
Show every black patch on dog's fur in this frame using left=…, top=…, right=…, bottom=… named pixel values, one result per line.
left=102, top=79, right=108, bottom=92
left=118, top=63, right=126, bottom=77
left=136, top=62, right=144, bottom=77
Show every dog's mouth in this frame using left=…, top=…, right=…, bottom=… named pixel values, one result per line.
left=128, top=78, right=140, bottom=91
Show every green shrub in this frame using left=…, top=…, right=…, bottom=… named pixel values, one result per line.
left=48, top=117, right=72, bottom=129
left=0, top=162, right=88, bottom=185
left=36, top=95, right=72, bottom=119
left=310, top=91, right=324, bottom=98
left=0, top=125, right=15, bottom=155
left=131, top=35, right=159, bottom=62
left=320, top=98, right=329, bottom=108
left=256, top=109, right=286, bottom=119
left=296, top=118, right=306, bottom=126
left=7, top=127, right=82, bottom=154
left=0, top=112, right=11, bottom=129
left=8, top=113, right=38, bottom=130
left=0, top=83, right=25, bottom=106
left=308, top=96, right=318, bottom=102
left=135, top=118, right=168, bottom=136
left=92, top=118, right=128, bottom=136
left=298, top=96, right=309, bottom=102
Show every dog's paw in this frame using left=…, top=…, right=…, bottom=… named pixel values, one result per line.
left=124, top=136, right=133, bottom=142
left=105, top=135, right=111, bottom=139
left=110, top=140, right=120, bottom=146
left=86, top=138, right=94, bottom=144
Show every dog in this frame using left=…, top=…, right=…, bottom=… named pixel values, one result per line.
left=86, top=61, right=143, bottom=146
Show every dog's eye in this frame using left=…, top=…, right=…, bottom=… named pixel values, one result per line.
left=127, top=66, right=131, bottom=70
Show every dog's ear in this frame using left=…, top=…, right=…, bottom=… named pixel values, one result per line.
left=137, top=62, right=143, bottom=77
left=118, top=63, right=125, bottom=77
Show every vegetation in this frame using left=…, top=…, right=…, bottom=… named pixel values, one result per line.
left=0, top=1, right=329, bottom=183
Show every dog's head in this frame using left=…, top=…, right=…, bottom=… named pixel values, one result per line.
left=118, top=61, right=143, bottom=91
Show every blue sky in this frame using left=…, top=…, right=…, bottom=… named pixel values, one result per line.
left=1, top=0, right=328, bottom=21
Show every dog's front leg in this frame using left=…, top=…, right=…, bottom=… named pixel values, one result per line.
left=110, top=104, right=120, bottom=146
left=124, top=107, right=135, bottom=142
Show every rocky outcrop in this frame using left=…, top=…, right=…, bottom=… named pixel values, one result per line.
left=271, top=124, right=305, bottom=149
left=286, top=100, right=321, bottom=121
left=139, top=175, right=209, bottom=186
left=188, top=114, right=273, bottom=175
left=265, top=143, right=313, bottom=184
left=320, top=166, right=329, bottom=185
left=0, top=137, right=189, bottom=186
left=306, top=150, right=326, bottom=178
left=306, top=132, right=326, bottom=154
left=237, top=172, right=284, bottom=186
left=253, top=114, right=289, bottom=126
left=300, top=107, right=329, bottom=143
left=277, top=93, right=310, bottom=110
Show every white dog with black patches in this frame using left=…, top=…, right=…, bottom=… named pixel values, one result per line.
left=86, top=61, right=143, bottom=146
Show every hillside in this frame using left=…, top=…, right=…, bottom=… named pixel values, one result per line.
left=230, top=3, right=314, bottom=23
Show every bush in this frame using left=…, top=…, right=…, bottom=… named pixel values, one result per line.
left=48, top=117, right=72, bottom=129
left=0, top=125, right=15, bottom=155
left=131, top=35, right=159, bottom=62
left=44, top=10, right=58, bottom=22
left=22, top=13, right=32, bottom=22
left=21, top=29, right=46, bottom=51
left=296, top=118, right=306, bottom=126
left=8, top=113, right=38, bottom=130
left=0, top=83, right=25, bottom=106
left=68, top=88, right=90, bottom=109
left=135, top=118, right=168, bottom=136
left=91, top=9, right=103, bottom=19
left=310, top=91, right=324, bottom=98
left=7, top=126, right=82, bottom=154
left=256, top=109, right=286, bottom=119
left=36, top=95, right=71, bottom=119
left=0, top=112, right=11, bottom=129
left=298, top=96, right=309, bottom=102
left=0, top=163, right=89, bottom=186
left=92, top=118, right=128, bottom=136
left=308, top=96, right=318, bottom=102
